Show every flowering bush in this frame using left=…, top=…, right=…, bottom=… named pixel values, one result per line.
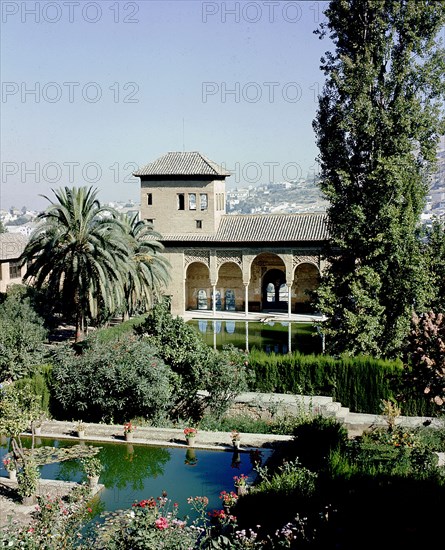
left=2, top=456, right=16, bottom=472
left=123, top=421, right=136, bottom=434
left=0, top=484, right=93, bottom=548
left=233, top=474, right=249, bottom=487
left=219, top=490, right=239, bottom=508
left=183, top=427, right=197, bottom=438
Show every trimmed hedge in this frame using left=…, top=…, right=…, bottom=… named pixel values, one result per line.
left=247, top=350, right=437, bottom=416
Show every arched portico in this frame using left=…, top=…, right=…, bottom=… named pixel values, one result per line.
left=185, top=261, right=211, bottom=310
left=293, top=262, right=321, bottom=313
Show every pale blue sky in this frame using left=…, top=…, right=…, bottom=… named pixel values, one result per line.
left=1, top=0, right=332, bottom=210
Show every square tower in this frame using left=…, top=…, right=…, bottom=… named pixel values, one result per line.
left=134, top=151, right=231, bottom=236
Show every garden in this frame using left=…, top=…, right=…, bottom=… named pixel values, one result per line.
left=1, top=289, right=445, bottom=548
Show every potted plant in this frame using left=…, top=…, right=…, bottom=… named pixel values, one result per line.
left=231, top=430, right=241, bottom=449
left=219, top=490, right=239, bottom=512
left=75, top=421, right=86, bottom=438
left=233, top=473, right=249, bottom=495
left=17, top=460, right=40, bottom=505
left=123, top=422, right=136, bottom=442
left=3, top=456, right=17, bottom=481
left=81, top=455, right=103, bottom=488
left=184, top=427, right=197, bottom=446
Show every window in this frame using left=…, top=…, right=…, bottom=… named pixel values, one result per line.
left=196, top=220, right=202, bottom=229
left=146, top=218, right=154, bottom=225
left=147, top=193, right=152, bottom=205
left=177, top=193, right=185, bottom=210
left=200, top=193, right=208, bottom=210
left=9, top=261, right=21, bottom=279
left=279, top=284, right=288, bottom=302
left=189, top=193, right=196, bottom=210
left=197, top=289, right=207, bottom=310
left=266, top=283, right=275, bottom=302
left=225, top=289, right=235, bottom=311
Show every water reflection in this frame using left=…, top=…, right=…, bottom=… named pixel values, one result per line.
left=190, top=320, right=322, bottom=355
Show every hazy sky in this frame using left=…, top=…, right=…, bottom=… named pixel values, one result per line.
left=1, top=1, right=333, bottom=210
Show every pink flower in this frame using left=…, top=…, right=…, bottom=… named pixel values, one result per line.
left=155, top=516, right=169, bottom=530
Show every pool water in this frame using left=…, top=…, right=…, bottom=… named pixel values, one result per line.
left=1, top=437, right=267, bottom=520
left=188, top=320, right=322, bottom=354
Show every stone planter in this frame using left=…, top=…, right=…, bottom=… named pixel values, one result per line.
left=34, top=427, right=42, bottom=436
left=232, top=439, right=240, bottom=449
left=236, top=485, right=248, bottom=496
left=186, top=436, right=196, bottom=447
left=77, top=430, right=85, bottom=439
left=125, top=432, right=134, bottom=442
left=8, top=469, right=17, bottom=482
left=88, top=475, right=100, bottom=488
left=22, top=495, right=37, bottom=506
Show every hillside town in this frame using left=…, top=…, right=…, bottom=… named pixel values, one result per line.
left=2, top=141, right=444, bottom=233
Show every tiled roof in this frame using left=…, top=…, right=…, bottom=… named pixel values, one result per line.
left=160, top=213, right=329, bottom=242
left=134, top=152, right=231, bottom=177
left=0, top=233, right=28, bottom=260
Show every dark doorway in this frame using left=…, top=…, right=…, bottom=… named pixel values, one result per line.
left=262, top=269, right=287, bottom=310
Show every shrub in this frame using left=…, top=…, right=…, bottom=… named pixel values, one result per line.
left=136, top=303, right=250, bottom=419
left=291, top=416, right=349, bottom=471
left=51, top=336, right=172, bottom=423
left=246, top=349, right=436, bottom=416
left=0, top=286, right=48, bottom=381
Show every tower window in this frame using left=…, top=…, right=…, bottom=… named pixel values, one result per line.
left=189, top=193, right=196, bottom=210
left=200, top=193, right=208, bottom=210
left=196, top=220, right=202, bottom=229
left=177, top=193, right=185, bottom=210
left=147, top=193, right=152, bottom=205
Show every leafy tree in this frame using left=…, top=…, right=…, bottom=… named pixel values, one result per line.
left=401, top=311, right=445, bottom=413
left=313, top=0, right=445, bottom=357
left=21, top=186, right=129, bottom=341
left=136, top=301, right=250, bottom=419
left=0, top=220, right=6, bottom=233
left=51, top=336, right=172, bottom=423
left=0, top=286, right=48, bottom=381
left=422, top=219, right=445, bottom=312
left=117, top=213, right=171, bottom=319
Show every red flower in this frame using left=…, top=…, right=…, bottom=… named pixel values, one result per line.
left=155, top=517, right=169, bottom=530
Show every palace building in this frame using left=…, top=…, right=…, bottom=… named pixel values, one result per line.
left=134, top=151, right=329, bottom=317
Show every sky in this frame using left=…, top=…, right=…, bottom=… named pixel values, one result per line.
left=0, top=0, right=333, bottom=210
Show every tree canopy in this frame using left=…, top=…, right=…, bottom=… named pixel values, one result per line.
left=21, top=186, right=170, bottom=341
left=313, top=0, right=445, bottom=358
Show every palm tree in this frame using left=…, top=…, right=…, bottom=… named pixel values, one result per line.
left=117, top=213, right=171, bottom=318
left=21, top=186, right=129, bottom=341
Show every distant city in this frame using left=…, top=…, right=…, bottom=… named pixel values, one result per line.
left=1, top=144, right=444, bottom=235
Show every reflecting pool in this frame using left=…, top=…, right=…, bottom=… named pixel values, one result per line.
left=188, top=320, right=322, bottom=354
left=0, top=437, right=267, bottom=521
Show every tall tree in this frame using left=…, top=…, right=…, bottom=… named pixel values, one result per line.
left=314, top=0, right=445, bottom=357
left=21, top=186, right=129, bottom=341
left=117, top=213, right=171, bottom=318
left=422, top=218, right=445, bottom=312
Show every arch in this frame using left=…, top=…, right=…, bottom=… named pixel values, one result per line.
left=248, top=252, right=286, bottom=312
left=293, top=262, right=320, bottom=313
left=186, top=261, right=211, bottom=310
left=216, top=261, right=243, bottom=311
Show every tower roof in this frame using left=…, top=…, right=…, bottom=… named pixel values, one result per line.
left=133, top=152, right=231, bottom=178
